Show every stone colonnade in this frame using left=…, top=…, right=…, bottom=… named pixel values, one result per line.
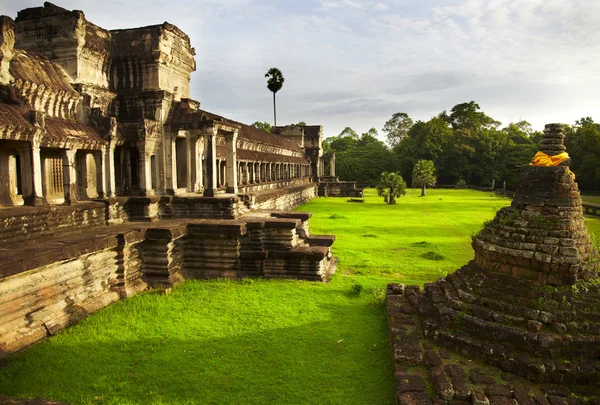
left=231, top=161, right=311, bottom=187
left=0, top=138, right=113, bottom=206
left=0, top=122, right=313, bottom=206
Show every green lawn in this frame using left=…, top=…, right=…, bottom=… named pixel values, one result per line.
left=1, top=189, right=598, bottom=405
left=582, top=194, right=600, bottom=205
left=303, top=188, right=513, bottom=284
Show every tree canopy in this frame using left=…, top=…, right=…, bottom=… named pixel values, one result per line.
left=251, top=121, right=272, bottom=133
left=304, top=102, right=597, bottom=192
left=382, top=112, right=413, bottom=147
left=265, top=68, right=284, bottom=127
left=324, top=127, right=397, bottom=186
left=376, top=172, right=406, bottom=204
left=411, top=160, right=436, bottom=196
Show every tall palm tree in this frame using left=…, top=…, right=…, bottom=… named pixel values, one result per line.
left=265, top=68, right=284, bottom=128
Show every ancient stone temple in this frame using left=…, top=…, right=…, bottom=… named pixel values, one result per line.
left=0, top=3, right=336, bottom=359
left=387, top=124, right=600, bottom=404
left=272, top=125, right=362, bottom=197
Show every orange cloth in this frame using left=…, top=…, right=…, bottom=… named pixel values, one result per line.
left=529, top=151, right=570, bottom=166
left=530, top=151, right=575, bottom=178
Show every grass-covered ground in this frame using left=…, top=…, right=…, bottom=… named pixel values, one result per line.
left=581, top=194, right=600, bottom=205
left=1, top=189, right=598, bottom=404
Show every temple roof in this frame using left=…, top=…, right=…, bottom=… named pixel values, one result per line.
left=9, top=49, right=76, bottom=94
left=169, top=102, right=305, bottom=153
left=45, top=117, right=103, bottom=143
left=0, top=103, right=32, bottom=128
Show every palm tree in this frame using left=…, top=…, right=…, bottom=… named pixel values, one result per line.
left=265, top=68, right=284, bottom=127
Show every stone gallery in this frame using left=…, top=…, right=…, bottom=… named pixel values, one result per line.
left=0, top=2, right=360, bottom=359
left=387, top=125, right=600, bottom=403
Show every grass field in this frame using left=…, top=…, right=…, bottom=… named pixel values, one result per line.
left=581, top=194, right=600, bottom=205
left=1, top=188, right=598, bottom=405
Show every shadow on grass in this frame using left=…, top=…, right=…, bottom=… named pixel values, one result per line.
left=0, top=300, right=395, bottom=405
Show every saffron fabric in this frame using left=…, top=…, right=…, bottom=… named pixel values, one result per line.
left=529, top=151, right=570, bottom=167
left=530, top=151, right=575, bottom=178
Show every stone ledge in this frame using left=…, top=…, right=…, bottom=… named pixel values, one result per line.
left=0, top=224, right=148, bottom=279
left=271, top=211, right=312, bottom=221
left=307, top=235, right=335, bottom=247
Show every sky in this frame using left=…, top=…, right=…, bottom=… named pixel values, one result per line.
left=1, top=0, right=599, bottom=140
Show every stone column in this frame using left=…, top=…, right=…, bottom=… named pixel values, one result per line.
left=203, top=128, right=218, bottom=197
left=137, top=142, right=153, bottom=196
left=15, top=145, right=32, bottom=202
left=169, top=136, right=177, bottom=193
left=61, top=148, right=77, bottom=204
left=105, top=140, right=116, bottom=197
left=185, top=133, right=195, bottom=193
left=192, top=134, right=204, bottom=193
left=96, top=149, right=106, bottom=198
left=224, top=131, right=238, bottom=193
left=25, top=138, right=45, bottom=206
left=330, top=153, right=336, bottom=177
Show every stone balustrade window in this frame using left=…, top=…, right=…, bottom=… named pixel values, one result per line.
left=42, top=150, right=64, bottom=202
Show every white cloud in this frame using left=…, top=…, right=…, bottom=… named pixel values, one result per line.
left=1, top=0, right=599, bottom=136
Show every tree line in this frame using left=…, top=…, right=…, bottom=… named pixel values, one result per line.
left=321, top=101, right=600, bottom=191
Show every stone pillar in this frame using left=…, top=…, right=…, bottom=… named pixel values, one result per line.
left=203, top=128, right=218, bottom=197
left=0, top=150, right=16, bottom=205
left=192, top=134, right=204, bottom=193
left=137, top=142, right=153, bottom=195
left=105, top=141, right=116, bottom=197
left=186, top=134, right=194, bottom=192
left=95, top=149, right=106, bottom=198
left=169, top=136, right=177, bottom=193
left=224, top=131, right=238, bottom=193
left=25, top=138, right=45, bottom=206
left=330, top=153, right=336, bottom=177
left=61, top=148, right=78, bottom=204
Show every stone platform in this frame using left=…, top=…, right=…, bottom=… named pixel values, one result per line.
left=0, top=210, right=336, bottom=359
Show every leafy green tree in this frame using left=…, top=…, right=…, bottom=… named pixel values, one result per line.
left=444, top=101, right=501, bottom=132
left=394, top=117, right=452, bottom=184
left=338, top=126, right=359, bottom=139
left=566, top=118, right=600, bottom=191
left=251, top=121, right=272, bottom=132
left=265, top=67, right=284, bottom=127
left=325, top=126, right=396, bottom=186
left=382, top=112, right=413, bottom=147
left=376, top=172, right=406, bottom=204
left=296, top=121, right=306, bottom=126
left=412, top=160, right=436, bottom=196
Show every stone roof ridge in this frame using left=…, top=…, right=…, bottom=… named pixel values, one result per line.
left=539, top=123, right=567, bottom=158
left=174, top=105, right=304, bottom=152
left=15, top=2, right=82, bottom=22
left=110, top=22, right=192, bottom=46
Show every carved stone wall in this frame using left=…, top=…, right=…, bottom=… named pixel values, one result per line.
left=0, top=229, right=146, bottom=358
left=0, top=202, right=107, bottom=245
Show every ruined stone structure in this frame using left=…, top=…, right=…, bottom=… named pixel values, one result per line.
left=0, top=3, right=337, bottom=359
left=387, top=124, right=600, bottom=404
